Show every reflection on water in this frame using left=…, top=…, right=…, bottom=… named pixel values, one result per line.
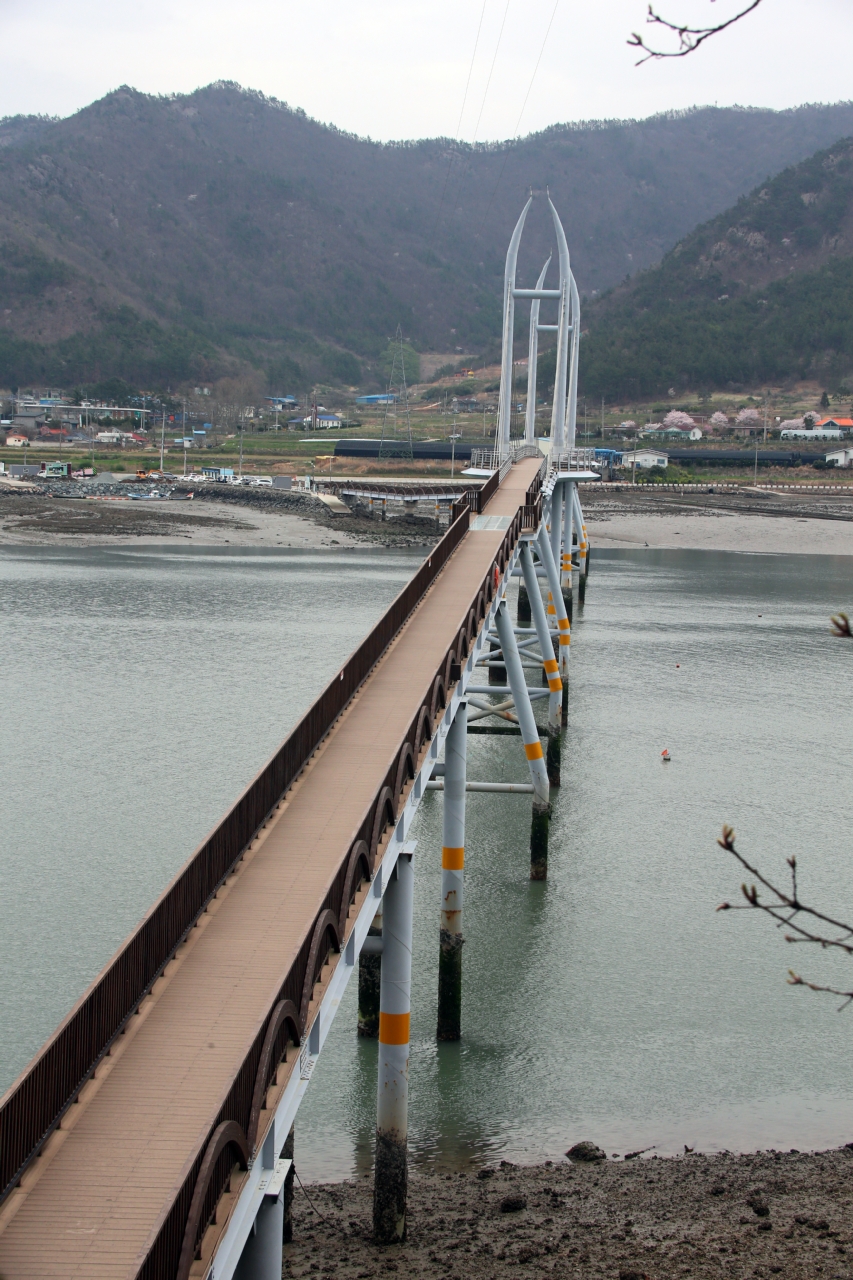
left=4, top=545, right=853, bottom=1177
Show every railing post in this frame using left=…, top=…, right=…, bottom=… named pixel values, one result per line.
left=437, top=702, right=466, bottom=1041
left=493, top=601, right=551, bottom=880
left=373, top=853, right=414, bottom=1243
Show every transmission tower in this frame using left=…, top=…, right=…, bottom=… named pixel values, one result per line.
left=378, top=326, right=414, bottom=460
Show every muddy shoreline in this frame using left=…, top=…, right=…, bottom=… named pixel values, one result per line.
left=0, top=486, right=440, bottom=549
left=289, top=1146, right=853, bottom=1279
left=5, top=481, right=853, bottom=554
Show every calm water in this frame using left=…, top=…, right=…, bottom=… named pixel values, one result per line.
left=3, top=545, right=853, bottom=1178
left=0, top=545, right=424, bottom=1092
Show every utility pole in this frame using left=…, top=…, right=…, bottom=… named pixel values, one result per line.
left=160, top=409, right=165, bottom=471
left=239, top=410, right=244, bottom=478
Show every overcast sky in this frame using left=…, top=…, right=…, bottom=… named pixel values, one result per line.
left=2, top=0, right=851, bottom=142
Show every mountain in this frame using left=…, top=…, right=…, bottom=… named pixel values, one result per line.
left=579, top=136, right=853, bottom=399
left=2, top=84, right=853, bottom=393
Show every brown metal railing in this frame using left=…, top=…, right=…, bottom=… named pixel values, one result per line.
left=0, top=504, right=473, bottom=1208
left=0, top=457, right=538, bottom=1280
left=139, top=499, right=528, bottom=1280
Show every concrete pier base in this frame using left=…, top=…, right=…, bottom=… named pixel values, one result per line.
left=530, top=801, right=551, bottom=881
left=437, top=702, right=466, bottom=1042
left=488, top=640, right=506, bottom=686
left=357, top=911, right=382, bottom=1037
left=373, top=855, right=414, bottom=1243
left=436, top=930, right=463, bottom=1040
left=374, top=1132, right=407, bottom=1243
left=545, top=726, right=561, bottom=788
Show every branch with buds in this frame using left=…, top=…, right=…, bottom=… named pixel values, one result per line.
left=629, top=0, right=765, bottom=63
left=717, top=825, right=853, bottom=1009
left=715, top=611, right=853, bottom=1006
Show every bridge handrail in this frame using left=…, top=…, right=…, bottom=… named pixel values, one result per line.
left=0, top=500, right=476, bottom=1209
left=141, top=483, right=528, bottom=1280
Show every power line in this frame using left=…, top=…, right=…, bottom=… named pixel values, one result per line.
left=446, top=0, right=512, bottom=231
left=429, top=0, right=489, bottom=250
left=470, top=0, right=511, bottom=144
left=477, top=0, right=560, bottom=239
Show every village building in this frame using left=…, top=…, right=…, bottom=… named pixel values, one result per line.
left=619, top=449, right=669, bottom=470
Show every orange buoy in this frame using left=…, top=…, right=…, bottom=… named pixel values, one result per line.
left=661, top=749, right=671, bottom=762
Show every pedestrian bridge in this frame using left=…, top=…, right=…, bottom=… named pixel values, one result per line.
left=0, top=197, right=595, bottom=1280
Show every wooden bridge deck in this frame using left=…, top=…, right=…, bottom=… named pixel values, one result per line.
left=0, top=458, right=541, bottom=1280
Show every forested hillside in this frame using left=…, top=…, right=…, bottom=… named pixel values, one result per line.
left=2, top=84, right=853, bottom=392
left=580, top=137, right=853, bottom=398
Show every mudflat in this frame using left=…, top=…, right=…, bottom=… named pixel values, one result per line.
left=584, top=486, right=853, bottom=555
left=289, top=1147, right=853, bottom=1279
left=0, top=491, right=434, bottom=548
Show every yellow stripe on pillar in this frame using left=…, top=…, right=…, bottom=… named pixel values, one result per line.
left=557, top=618, right=571, bottom=631
left=543, top=658, right=558, bottom=673
left=441, top=846, right=465, bottom=871
left=524, top=740, right=544, bottom=761
left=548, top=676, right=562, bottom=691
left=378, top=1011, right=411, bottom=1045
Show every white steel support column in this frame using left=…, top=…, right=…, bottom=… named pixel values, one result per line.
left=574, top=484, right=590, bottom=602
left=373, top=853, right=414, bottom=1243
left=565, top=273, right=580, bottom=450
left=520, top=542, right=563, bottom=787
left=524, top=257, right=551, bottom=444
left=437, top=702, right=466, bottom=1041
left=548, top=198, right=572, bottom=451
left=494, top=601, right=551, bottom=879
left=536, top=522, right=571, bottom=678
left=520, top=542, right=561, bottom=729
left=562, top=479, right=575, bottom=600
left=498, top=199, right=532, bottom=456
left=549, top=483, right=562, bottom=573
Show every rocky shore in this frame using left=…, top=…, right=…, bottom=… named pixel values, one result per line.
left=288, top=1145, right=853, bottom=1279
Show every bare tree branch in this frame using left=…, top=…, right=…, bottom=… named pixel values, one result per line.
left=717, top=826, right=853, bottom=1007
left=831, top=612, right=853, bottom=638
left=628, top=0, right=765, bottom=63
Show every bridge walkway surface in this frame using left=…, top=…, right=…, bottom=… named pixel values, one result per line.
left=0, top=457, right=542, bottom=1280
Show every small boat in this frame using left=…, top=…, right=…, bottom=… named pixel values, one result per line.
left=661, top=749, right=671, bottom=762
